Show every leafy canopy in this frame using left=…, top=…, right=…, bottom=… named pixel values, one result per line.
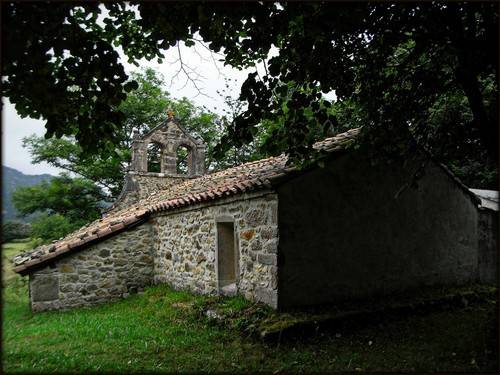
left=12, top=174, right=105, bottom=224
left=22, top=68, right=266, bottom=199
left=12, top=174, right=105, bottom=242
left=3, top=2, right=498, bottom=173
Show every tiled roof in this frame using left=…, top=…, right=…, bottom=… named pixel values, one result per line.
left=12, top=127, right=361, bottom=274
left=12, top=208, right=150, bottom=274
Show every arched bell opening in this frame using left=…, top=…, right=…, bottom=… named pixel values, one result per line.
left=147, top=142, right=163, bottom=173
left=176, top=144, right=193, bottom=175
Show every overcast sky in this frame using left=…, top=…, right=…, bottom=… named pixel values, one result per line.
left=2, top=40, right=271, bottom=176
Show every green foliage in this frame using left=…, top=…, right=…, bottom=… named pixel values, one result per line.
left=331, top=87, right=498, bottom=188
left=3, top=3, right=497, bottom=187
left=22, top=69, right=266, bottom=198
left=12, top=174, right=103, bottom=242
left=146, top=143, right=162, bottom=174
left=2, top=221, right=31, bottom=243
left=410, top=84, right=498, bottom=188
left=22, top=135, right=126, bottom=198
left=1, top=3, right=159, bottom=154
left=136, top=2, right=498, bottom=165
left=2, top=166, right=54, bottom=222
left=12, top=174, right=104, bottom=223
left=30, top=213, right=75, bottom=243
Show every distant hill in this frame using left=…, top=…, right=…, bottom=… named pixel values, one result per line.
left=2, top=166, right=54, bottom=222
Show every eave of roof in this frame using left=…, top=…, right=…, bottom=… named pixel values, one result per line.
left=13, top=209, right=149, bottom=275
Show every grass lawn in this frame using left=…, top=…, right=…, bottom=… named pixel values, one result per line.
left=2, top=240, right=498, bottom=373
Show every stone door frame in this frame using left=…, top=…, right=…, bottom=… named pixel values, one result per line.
left=214, top=215, right=240, bottom=295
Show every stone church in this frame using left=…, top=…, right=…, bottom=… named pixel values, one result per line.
left=13, top=114, right=497, bottom=312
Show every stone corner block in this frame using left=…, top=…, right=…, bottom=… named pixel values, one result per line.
left=31, top=276, right=59, bottom=302
left=257, top=253, right=277, bottom=266
left=255, top=287, right=277, bottom=308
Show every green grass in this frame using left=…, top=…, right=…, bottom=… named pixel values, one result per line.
left=2, top=239, right=32, bottom=283
left=2, top=240, right=498, bottom=373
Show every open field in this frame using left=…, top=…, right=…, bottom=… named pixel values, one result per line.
left=2, top=240, right=498, bottom=373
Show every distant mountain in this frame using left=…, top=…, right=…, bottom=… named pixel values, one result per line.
left=2, top=166, right=54, bottom=222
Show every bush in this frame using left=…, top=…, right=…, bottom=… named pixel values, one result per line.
left=2, top=221, right=31, bottom=243
left=28, top=237, right=45, bottom=248
left=30, top=213, right=76, bottom=244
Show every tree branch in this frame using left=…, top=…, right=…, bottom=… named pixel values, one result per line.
left=168, top=43, right=212, bottom=99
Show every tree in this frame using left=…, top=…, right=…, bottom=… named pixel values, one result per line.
left=30, top=214, right=74, bottom=244
left=22, top=68, right=264, bottom=199
left=2, top=221, right=31, bottom=243
left=3, top=3, right=498, bottom=181
left=12, top=174, right=104, bottom=242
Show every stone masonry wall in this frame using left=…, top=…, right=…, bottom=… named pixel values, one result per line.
left=29, top=223, right=155, bottom=312
left=105, top=172, right=191, bottom=213
left=153, top=191, right=279, bottom=308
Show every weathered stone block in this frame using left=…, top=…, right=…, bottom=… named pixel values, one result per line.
left=260, top=227, right=277, bottom=241
left=257, top=253, right=277, bottom=266
left=59, top=264, right=75, bottom=273
left=32, top=276, right=59, bottom=302
left=245, top=261, right=253, bottom=272
left=99, top=249, right=110, bottom=258
left=250, top=239, right=262, bottom=252
left=99, top=280, right=114, bottom=289
left=263, top=239, right=278, bottom=254
left=240, top=230, right=256, bottom=241
left=87, top=284, right=98, bottom=291
left=255, top=287, right=277, bottom=308
left=245, top=209, right=267, bottom=226
left=63, top=274, right=79, bottom=283
left=113, top=259, right=128, bottom=266
left=270, top=266, right=278, bottom=289
left=95, top=289, right=109, bottom=297
left=140, top=255, right=154, bottom=264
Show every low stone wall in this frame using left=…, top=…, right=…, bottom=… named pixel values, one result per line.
left=153, top=191, right=279, bottom=308
left=29, top=223, right=155, bottom=312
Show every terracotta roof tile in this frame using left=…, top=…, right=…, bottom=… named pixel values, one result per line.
left=12, top=128, right=361, bottom=274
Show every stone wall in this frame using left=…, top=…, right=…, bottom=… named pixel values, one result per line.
left=29, top=223, right=155, bottom=312
left=153, top=191, right=279, bottom=308
left=277, top=150, right=481, bottom=309
left=28, top=192, right=280, bottom=312
left=105, top=172, right=191, bottom=213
